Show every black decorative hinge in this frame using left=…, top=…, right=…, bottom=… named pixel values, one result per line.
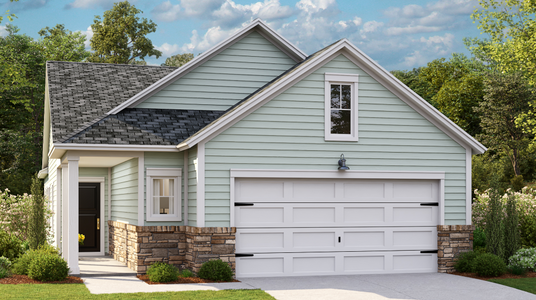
left=420, top=203, right=439, bottom=206
left=235, top=253, right=254, bottom=257
left=420, top=250, right=438, bottom=254
left=235, top=203, right=254, bottom=206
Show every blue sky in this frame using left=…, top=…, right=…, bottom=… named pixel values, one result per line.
left=0, top=0, right=483, bottom=70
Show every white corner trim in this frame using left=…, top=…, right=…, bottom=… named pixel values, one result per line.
left=230, top=169, right=446, bottom=180
left=183, top=150, right=189, bottom=226
left=146, top=167, right=182, bottom=222
left=106, top=19, right=306, bottom=116
left=197, top=142, right=206, bottom=227
left=138, top=154, right=144, bottom=226
left=177, top=39, right=486, bottom=155
left=440, top=179, right=445, bottom=226
left=229, top=175, right=235, bottom=228
left=466, top=148, right=472, bottom=225
left=78, top=177, right=105, bottom=257
left=108, top=167, right=111, bottom=231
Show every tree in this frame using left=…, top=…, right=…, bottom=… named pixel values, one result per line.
left=161, top=53, right=194, bottom=67
left=88, top=1, right=162, bottom=64
left=474, top=72, right=533, bottom=176
left=38, top=24, right=90, bottom=62
left=0, top=0, right=18, bottom=25
left=418, top=54, right=487, bottom=137
left=28, top=175, right=47, bottom=249
left=469, top=0, right=536, bottom=85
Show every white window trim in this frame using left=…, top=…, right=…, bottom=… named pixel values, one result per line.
left=146, top=168, right=182, bottom=222
left=324, top=73, right=359, bottom=141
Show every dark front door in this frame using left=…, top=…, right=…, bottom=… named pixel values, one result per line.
left=79, top=183, right=100, bottom=252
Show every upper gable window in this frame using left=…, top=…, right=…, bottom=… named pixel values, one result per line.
left=324, top=73, right=359, bottom=141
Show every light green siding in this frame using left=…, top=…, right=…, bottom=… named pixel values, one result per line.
left=136, top=31, right=297, bottom=111
left=111, top=158, right=138, bottom=225
left=204, top=54, right=468, bottom=227
left=144, top=152, right=184, bottom=226
left=79, top=168, right=109, bottom=251
left=188, top=146, right=198, bottom=226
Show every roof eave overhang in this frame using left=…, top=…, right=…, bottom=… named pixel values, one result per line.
left=176, top=39, right=487, bottom=155
left=49, top=143, right=180, bottom=159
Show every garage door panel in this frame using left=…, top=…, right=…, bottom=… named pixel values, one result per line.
left=236, top=227, right=437, bottom=253
left=236, top=252, right=438, bottom=277
left=235, top=203, right=438, bottom=227
left=236, top=179, right=438, bottom=203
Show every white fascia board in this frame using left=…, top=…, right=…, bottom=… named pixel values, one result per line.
left=106, top=19, right=306, bottom=116
left=50, top=143, right=179, bottom=159
left=179, top=39, right=487, bottom=155
left=230, top=169, right=446, bottom=180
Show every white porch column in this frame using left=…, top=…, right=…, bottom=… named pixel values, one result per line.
left=61, top=164, right=68, bottom=262
left=67, top=158, right=80, bottom=274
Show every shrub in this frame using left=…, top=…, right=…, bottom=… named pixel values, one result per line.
left=28, top=175, right=47, bottom=249
left=198, top=259, right=233, bottom=282
left=473, top=253, right=507, bottom=277
left=146, top=262, right=179, bottom=283
left=11, top=244, right=59, bottom=275
left=455, top=251, right=479, bottom=273
left=179, top=269, right=194, bottom=278
left=485, top=188, right=504, bottom=259
left=473, top=227, right=486, bottom=249
left=520, top=214, right=536, bottom=248
left=0, top=256, right=12, bottom=279
left=508, top=265, right=528, bottom=276
left=27, top=253, right=69, bottom=281
left=508, top=247, right=536, bottom=271
left=0, top=230, right=23, bottom=261
left=503, top=193, right=520, bottom=261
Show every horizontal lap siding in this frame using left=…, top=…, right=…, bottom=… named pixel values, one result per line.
left=44, top=158, right=60, bottom=246
left=111, top=158, right=138, bottom=225
left=79, top=168, right=109, bottom=250
left=204, top=54, right=467, bottom=227
left=188, top=146, right=197, bottom=226
left=144, top=152, right=184, bottom=226
left=136, top=31, right=297, bottom=111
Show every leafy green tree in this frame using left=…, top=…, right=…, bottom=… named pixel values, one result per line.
left=161, top=53, right=194, bottom=67
left=88, top=1, right=162, bottom=64
left=486, top=186, right=504, bottom=259
left=503, top=192, right=520, bottom=262
left=470, top=0, right=536, bottom=86
left=0, top=0, right=18, bottom=24
left=418, top=54, right=487, bottom=136
left=474, top=72, right=533, bottom=176
left=38, top=24, right=90, bottom=62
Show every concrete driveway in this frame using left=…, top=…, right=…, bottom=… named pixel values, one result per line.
left=239, top=273, right=536, bottom=300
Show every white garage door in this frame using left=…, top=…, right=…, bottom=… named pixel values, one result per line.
left=234, top=178, right=439, bottom=277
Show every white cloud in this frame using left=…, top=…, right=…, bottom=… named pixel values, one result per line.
left=179, top=26, right=236, bottom=54
left=65, top=0, right=117, bottom=9
left=156, top=42, right=182, bottom=58
left=0, top=25, right=7, bottom=37
left=152, top=1, right=183, bottom=22
left=386, top=25, right=442, bottom=36
left=78, top=26, right=93, bottom=49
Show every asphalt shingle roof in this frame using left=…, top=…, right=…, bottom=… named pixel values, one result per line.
left=64, top=108, right=225, bottom=145
left=47, top=61, right=178, bottom=143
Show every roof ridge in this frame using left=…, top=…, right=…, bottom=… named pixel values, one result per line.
left=46, top=61, right=178, bottom=69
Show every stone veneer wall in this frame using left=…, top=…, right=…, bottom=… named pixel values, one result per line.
left=437, top=225, right=474, bottom=273
left=108, top=220, right=236, bottom=274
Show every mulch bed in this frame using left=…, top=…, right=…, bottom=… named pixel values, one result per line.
left=137, top=274, right=239, bottom=284
left=0, top=275, right=84, bottom=284
left=452, top=271, right=536, bottom=280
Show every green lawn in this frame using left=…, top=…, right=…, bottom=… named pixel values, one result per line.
left=0, top=284, right=275, bottom=300
left=488, top=278, right=536, bottom=295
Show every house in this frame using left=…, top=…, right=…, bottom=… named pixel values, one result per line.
left=40, top=19, right=486, bottom=277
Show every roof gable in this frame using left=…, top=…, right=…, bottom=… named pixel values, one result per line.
left=177, top=39, right=486, bottom=154
left=107, top=19, right=307, bottom=115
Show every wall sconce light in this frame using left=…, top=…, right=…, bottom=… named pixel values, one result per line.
left=338, top=154, right=349, bottom=170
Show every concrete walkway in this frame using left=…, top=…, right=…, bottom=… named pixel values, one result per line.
left=78, top=256, right=137, bottom=277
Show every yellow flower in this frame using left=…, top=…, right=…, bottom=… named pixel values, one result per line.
left=78, top=234, right=85, bottom=245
